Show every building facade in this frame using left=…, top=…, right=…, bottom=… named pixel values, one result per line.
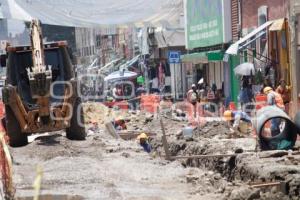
left=240, top=0, right=290, bottom=86
left=182, top=0, right=232, bottom=103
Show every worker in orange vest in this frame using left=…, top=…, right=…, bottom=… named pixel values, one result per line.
left=276, top=79, right=291, bottom=113
left=263, top=86, right=285, bottom=136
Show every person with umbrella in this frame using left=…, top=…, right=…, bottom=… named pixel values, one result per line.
left=238, top=76, right=254, bottom=113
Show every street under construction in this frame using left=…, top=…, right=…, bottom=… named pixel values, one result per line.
left=1, top=0, right=300, bottom=200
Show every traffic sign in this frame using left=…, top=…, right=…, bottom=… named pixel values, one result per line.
left=168, top=51, right=181, bottom=64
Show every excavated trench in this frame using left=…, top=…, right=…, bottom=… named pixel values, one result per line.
left=149, top=120, right=300, bottom=200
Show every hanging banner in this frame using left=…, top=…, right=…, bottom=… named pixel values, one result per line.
left=184, top=0, right=231, bottom=49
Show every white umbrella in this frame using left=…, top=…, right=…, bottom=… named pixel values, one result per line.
left=104, top=70, right=137, bottom=82
left=198, top=78, right=204, bottom=84
left=234, top=62, right=255, bottom=76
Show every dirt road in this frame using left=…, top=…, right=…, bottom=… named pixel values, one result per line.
left=8, top=104, right=300, bottom=200
left=11, top=130, right=223, bottom=200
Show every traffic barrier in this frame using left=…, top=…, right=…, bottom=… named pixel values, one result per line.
left=255, top=94, right=267, bottom=110
left=229, top=102, right=236, bottom=111
left=140, top=94, right=160, bottom=113
left=0, top=131, right=13, bottom=198
left=0, top=102, right=5, bottom=132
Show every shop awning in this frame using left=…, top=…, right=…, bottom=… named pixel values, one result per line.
left=207, top=50, right=224, bottom=61
left=225, top=21, right=274, bottom=55
left=269, top=18, right=285, bottom=31
left=181, top=50, right=224, bottom=64
left=181, top=52, right=207, bottom=64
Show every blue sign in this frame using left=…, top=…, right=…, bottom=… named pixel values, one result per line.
left=168, top=51, right=181, bottom=63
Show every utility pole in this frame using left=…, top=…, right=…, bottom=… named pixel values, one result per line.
left=289, top=0, right=300, bottom=117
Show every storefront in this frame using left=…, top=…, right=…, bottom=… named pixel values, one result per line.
left=226, top=18, right=291, bottom=102
left=182, top=0, right=232, bottom=101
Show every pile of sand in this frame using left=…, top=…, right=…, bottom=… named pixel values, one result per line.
left=83, top=102, right=130, bottom=128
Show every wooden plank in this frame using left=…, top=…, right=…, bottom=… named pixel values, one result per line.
left=118, top=132, right=157, bottom=140
left=170, top=152, right=253, bottom=160
left=250, top=182, right=281, bottom=188
left=117, top=130, right=156, bottom=135
left=105, top=122, right=120, bottom=139
left=160, top=118, right=172, bottom=161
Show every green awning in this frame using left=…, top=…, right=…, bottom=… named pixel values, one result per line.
left=181, top=52, right=207, bottom=64
left=207, top=50, right=224, bottom=61
left=181, top=50, right=224, bottom=64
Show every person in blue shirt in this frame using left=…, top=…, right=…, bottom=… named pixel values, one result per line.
left=137, top=133, right=151, bottom=153
left=223, top=110, right=252, bottom=134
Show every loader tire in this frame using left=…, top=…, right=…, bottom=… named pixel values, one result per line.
left=66, top=98, right=86, bottom=140
left=5, top=105, right=28, bottom=147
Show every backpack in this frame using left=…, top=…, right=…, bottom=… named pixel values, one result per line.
left=190, top=92, right=197, bottom=102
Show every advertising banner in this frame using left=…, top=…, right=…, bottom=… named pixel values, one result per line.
left=185, top=0, right=224, bottom=49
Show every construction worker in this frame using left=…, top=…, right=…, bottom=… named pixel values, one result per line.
left=223, top=110, right=252, bottom=134
left=112, top=117, right=127, bottom=130
left=276, top=79, right=291, bottom=113
left=263, top=86, right=285, bottom=136
left=137, top=133, right=151, bottom=153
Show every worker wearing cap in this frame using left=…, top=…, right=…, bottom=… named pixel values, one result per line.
left=264, top=86, right=285, bottom=136
left=137, top=133, right=151, bottom=153
left=223, top=110, right=252, bottom=134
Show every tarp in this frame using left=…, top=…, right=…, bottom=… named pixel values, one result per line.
left=155, top=27, right=185, bottom=48
left=0, top=0, right=183, bottom=27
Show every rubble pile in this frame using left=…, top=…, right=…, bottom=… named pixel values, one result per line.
left=82, top=103, right=300, bottom=199
left=193, top=121, right=232, bottom=139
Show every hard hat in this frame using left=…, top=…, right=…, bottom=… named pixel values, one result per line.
left=137, top=133, right=148, bottom=140
left=191, top=84, right=196, bottom=88
left=223, top=110, right=233, bottom=121
left=263, top=86, right=273, bottom=94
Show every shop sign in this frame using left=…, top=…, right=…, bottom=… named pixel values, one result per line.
left=185, top=0, right=226, bottom=49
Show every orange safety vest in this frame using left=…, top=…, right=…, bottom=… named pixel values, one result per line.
left=274, top=92, right=285, bottom=109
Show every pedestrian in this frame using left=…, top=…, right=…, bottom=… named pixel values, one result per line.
left=132, top=84, right=146, bottom=110
left=275, top=79, right=291, bottom=113
left=206, top=86, right=216, bottom=112
left=239, top=76, right=254, bottom=113
left=137, top=133, right=151, bottom=153
left=187, top=84, right=198, bottom=117
left=223, top=110, right=252, bottom=134
left=263, top=86, right=285, bottom=136
left=197, top=79, right=206, bottom=101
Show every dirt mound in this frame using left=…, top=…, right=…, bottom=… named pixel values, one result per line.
left=193, top=121, right=230, bottom=139
left=83, top=102, right=133, bottom=128
left=193, top=121, right=249, bottom=139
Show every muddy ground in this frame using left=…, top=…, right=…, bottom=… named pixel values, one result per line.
left=7, top=103, right=300, bottom=200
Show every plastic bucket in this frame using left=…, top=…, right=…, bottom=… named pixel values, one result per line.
left=182, top=126, right=193, bottom=138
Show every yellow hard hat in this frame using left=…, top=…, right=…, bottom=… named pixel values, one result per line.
left=223, top=110, right=233, bottom=121
left=263, top=86, right=273, bottom=94
left=137, top=133, right=148, bottom=140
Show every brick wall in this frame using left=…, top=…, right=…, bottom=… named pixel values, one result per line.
left=241, top=0, right=289, bottom=29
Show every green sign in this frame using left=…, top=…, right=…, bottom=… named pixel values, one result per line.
left=185, top=0, right=224, bottom=49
